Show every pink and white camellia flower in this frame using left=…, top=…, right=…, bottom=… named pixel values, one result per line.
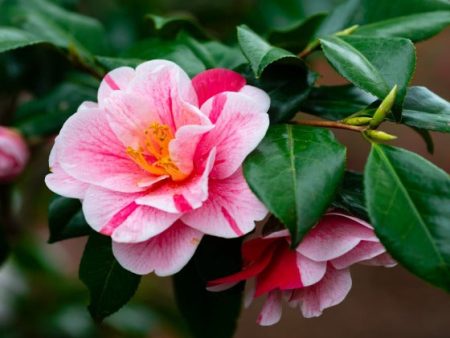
left=0, top=126, right=29, bottom=182
left=45, top=60, right=270, bottom=276
left=208, top=212, right=396, bottom=326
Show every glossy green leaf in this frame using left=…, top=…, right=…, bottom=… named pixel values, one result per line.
left=174, top=236, right=243, bottom=338
left=123, top=37, right=205, bottom=77
left=320, top=35, right=416, bottom=119
left=242, top=64, right=316, bottom=123
left=95, top=56, right=145, bottom=71
left=244, top=124, right=346, bottom=245
left=365, top=144, right=450, bottom=291
left=300, top=84, right=376, bottom=120
left=79, top=233, right=141, bottom=322
left=146, top=14, right=207, bottom=39
left=268, top=14, right=327, bottom=53
left=313, top=0, right=360, bottom=37
left=2, top=0, right=108, bottom=54
left=359, top=0, right=450, bottom=24
left=202, top=41, right=247, bottom=70
left=14, top=80, right=97, bottom=137
left=355, top=11, right=450, bottom=42
left=401, top=86, right=450, bottom=133
left=0, top=27, right=44, bottom=54
left=332, top=171, right=368, bottom=220
left=237, top=25, right=302, bottom=78
left=48, top=196, right=91, bottom=243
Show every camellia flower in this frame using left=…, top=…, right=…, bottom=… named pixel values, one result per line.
left=0, top=126, right=29, bottom=182
left=45, top=60, right=270, bottom=276
left=208, top=212, right=396, bottom=326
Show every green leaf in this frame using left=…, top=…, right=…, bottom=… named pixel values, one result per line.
left=332, top=171, right=368, bottom=220
left=364, top=144, right=450, bottom=292
left=401, top=86, right=450, bottom=133
left=300, top=84, right=376, bottom=120
left=242, top=64, right=316, bottom=123
left=237, top=25, right=302, bottom=78
left=313, top=0, right=360, bottom=38
left=411, top=128, right=434, bottom=154
left=122, top=37, right=205, bottom=77
left=174, top=236, right=243, bottom=338
left=0, top=27, right=44, bottom=53
left=79, top=233, right=141, bottom=322
left=268, top=14, right=327, bottom=53
left=95, top=56, right=145, bottom=71
left=14, top=80, right=97, bottom=137
left=355, top=11, right=450, bottom=42
left=359, top=0, right=450, bottom=24
left=202, top=41, right=247, bottom=70
left=4, top=0, right=108, bottom=54
left=48, top=196, right=91, bottom=243
left=320, top=35, right=416, bottom=119
left=146, top=14, right=207, bottom=39
left=244, top=124, right=346, bottom=245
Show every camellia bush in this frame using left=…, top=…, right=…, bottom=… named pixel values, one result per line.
left=0, top=0, right=449, bottom=337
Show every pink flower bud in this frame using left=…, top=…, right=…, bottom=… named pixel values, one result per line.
left=0, top=127, right=29, bottom=182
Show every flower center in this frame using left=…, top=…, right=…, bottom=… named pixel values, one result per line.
left=126, top=122, right=188, bottom=181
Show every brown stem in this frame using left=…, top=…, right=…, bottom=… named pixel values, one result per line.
left=293, top=119, right=365, bottom=132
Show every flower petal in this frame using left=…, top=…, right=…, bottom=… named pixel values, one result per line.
left=197, top=91, right=270, bottom=179
left=331, top=241, right=386, bottom=270
left=98, top=66, right=135, bottom=104
left=192, top=68, right=246, bottom=107
left=297, top=213, right=377, bottom=262
left=181, top=168, right=267, bottom=238
left=57, top=105, right=150, bottom=193
left=297, top=253, right=327, bottom=287
left=257, top=290, right=283, bottom=326
left=83, top=186, right=179, bottom=243
left=112, top=221, right=203, bottom=276
left=136, top=148, right=216, bottom=213
left=360, top=252, right=397, bottom=267
left=291, top=266, right=352, bottom=318
left=126, top=60, right=200, bottom=131
left=45, top=141, right=88, bottom=199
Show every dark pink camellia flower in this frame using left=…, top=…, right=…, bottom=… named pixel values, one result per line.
left=45, top=60, right=270, bottom=276
left=208, top=212, right=396, bottom=325
left=0, top=126, right=29, bottom=182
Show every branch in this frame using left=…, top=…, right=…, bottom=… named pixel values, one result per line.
left=292, top=119, right=365, bottom=132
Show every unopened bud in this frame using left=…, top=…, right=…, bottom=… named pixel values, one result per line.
left=0, top=127, right=29, bottom=182
left=343, top=117, right=372, bottom=126
left=364, top=130, right=397, bottom=142
left=370, top=85, right=398, bottom=129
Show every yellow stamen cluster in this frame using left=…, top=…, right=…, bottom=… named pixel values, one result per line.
left=126, top=122, right=188, bottom=181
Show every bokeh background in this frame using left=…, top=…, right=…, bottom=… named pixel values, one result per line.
left=0, top=0, right=449, bottom=337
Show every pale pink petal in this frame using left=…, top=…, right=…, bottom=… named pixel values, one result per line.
left=360, top=252, right=397, bottom=267
left=297, top=253, right=327, bottom=287
left=112, top=221, right=203, bottom=276
left=136, top=149, right=216, bottom=213
left=192, top=68, right=246, bottom=107
left=57, top=105, right=149, bottom=193
left=257, top=290, right=283, bottom=326
left=127, top=60, right=199, bottom=131
left=196, top=91, right=270, bottom=179
left=82, top=186, right=179, bottom=243
left=292, top=266, right=352, bottom=318
left=45, top=142, right=88, bottom=199
left=169, top=123, right=214, bottom=176
left=297, top=214, right=378, bottom=262
left=264, top=229, right=290, bottom=239
left=98, top=67, right=135, bottom=104
left=181, top=168, right=267, bottom=238
left=238, top=85, right=271, bottom=110
left=331, top=241, right=386, bottom=270
left=244, top=279, right=256, bottom=308
left=326, top=211, right=374, bottom=229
